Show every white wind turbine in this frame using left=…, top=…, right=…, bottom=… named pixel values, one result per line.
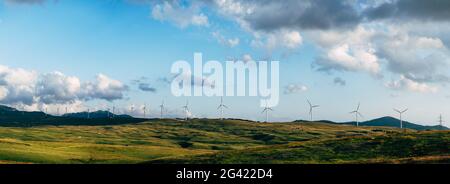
left=159, top=101, right=165, bottom=119
left=143, top=104, right=147, bottom=118
left=130, top=105, right=135, bottom=117
left=350, top=103, right=363, bottom=127
left=307, top=99, right=319, bottom=121
left=112, top=105, right=116, bottom=119
left=394, top=108, right=408, bottom=129
left=262, top=102, right=273, bottom=123
left=438, top=114, right=444, bottom=127
left=217, top=97, right=228, bottom=120
left=182, top=100, right=190, bottom=121
left=106, top=107, right=111, bottom=118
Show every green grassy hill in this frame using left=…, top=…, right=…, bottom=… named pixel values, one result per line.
left=0, top=119, right=448, bottom=164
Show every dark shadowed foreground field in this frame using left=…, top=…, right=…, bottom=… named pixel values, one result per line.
left=0, top=119, right=448, bottom=164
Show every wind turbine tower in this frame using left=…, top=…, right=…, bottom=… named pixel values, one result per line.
left=217, top=97, right=228, bottom=120
left=112, top=106, right=115, bottom=119
left=182, top=101, right=190, bottom=121
left=262, top=102, right=273, bottom=123
left=394, top=108, right=408, bottom=129
left=307, top=100, right=319, bottom=121
left=159, top=101, right=165, bottom=119
left=350, top=103, right=363, bottom=127
left=143, top=104, right=147, bottom=118
left=438, top=114, right=444, bottom=126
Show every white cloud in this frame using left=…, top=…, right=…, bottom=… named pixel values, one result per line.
left=0, top=65, right=37, bottom=105
left=386, top=75, right=438, bottom=93
left=313, top=26, right=381, bottom=75
left=36, top=71, right=81, bottom=104
left=242, top=54, right=253, bottom=63
left=81, top=74, right=129, bottom=102
left=284, top=84, right=308, bottom=94
left=251, top=29, right=303, bottom=52
left=212, top=31, right=240, bottom=47
left=151, top=1, right=209, bottom=28
left=0, top=64, right=128, bottom=107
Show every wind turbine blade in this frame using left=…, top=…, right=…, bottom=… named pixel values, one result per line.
left=394, top=109, right=401, bottom=113
left=307, top=100, right=312, bottom=106
left=313, top=105, right=319, bottom=108
left=357, top=112, right=363, bottom=118
left=262, top=109, right=267, bottom=114
left=402, top=109, right=408, bottom=113
left=357, top=103, right=360, bottom=111
left=223, top=105, right=229, bottom=109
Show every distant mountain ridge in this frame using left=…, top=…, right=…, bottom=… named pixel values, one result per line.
left=62, top=111, right=132, bottom=119
left=358, top=116, right=448, bottom=130
left=295, top=116, right=448, bottom=131
left=1, top=105, right=449, bottom=130
left=0, top=105, right=144, bottom=127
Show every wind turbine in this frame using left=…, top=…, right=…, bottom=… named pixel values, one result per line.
left=182, top=100, right=190, bottom=121
left=262, top=102, right=273, bottom=123
left=217, top=97, right=228, bottom=120
left=87, top=108, right=90, bottom=119
left=143, top=104, right=147, bottom=118
left=438, top=114, right=444, bottom=127
left=107, top=108, right=111, bottom=118
left=394, top=108, right=408, bottom=129
left=307, top=99, right=319, bottom=121
left=112, top=105, right=116, bottom=119
left=350, top=103, right=363, bottom=127
left=130, top=105, right=135, bottom=116
left=159, top=101, right=165, bottom=119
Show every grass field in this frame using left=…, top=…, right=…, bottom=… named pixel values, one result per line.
left=0, top=119, right=448, bottom=164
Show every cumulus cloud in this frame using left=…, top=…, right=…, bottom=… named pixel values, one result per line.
left=284, top=84, right=308, bottom=94
left=0, top=65, right=128, bottom=107
left=312, top=26, right=381, bottom=76
left=151, top=1, right=209, bottom=28
left=81, top=74, right=129, bottom=102
left=376, top=28, right=450, bottom=83
left=386, top=75, right=438, bottom=93
left=36, top=71, right=81, bottom=104
left=0, top=65, right=37, bottom=105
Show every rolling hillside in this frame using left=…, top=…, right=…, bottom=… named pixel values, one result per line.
left=0, top=118, right=448, bottom=164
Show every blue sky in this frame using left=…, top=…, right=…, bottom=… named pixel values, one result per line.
left=1, top=0, right=450, bottom=125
